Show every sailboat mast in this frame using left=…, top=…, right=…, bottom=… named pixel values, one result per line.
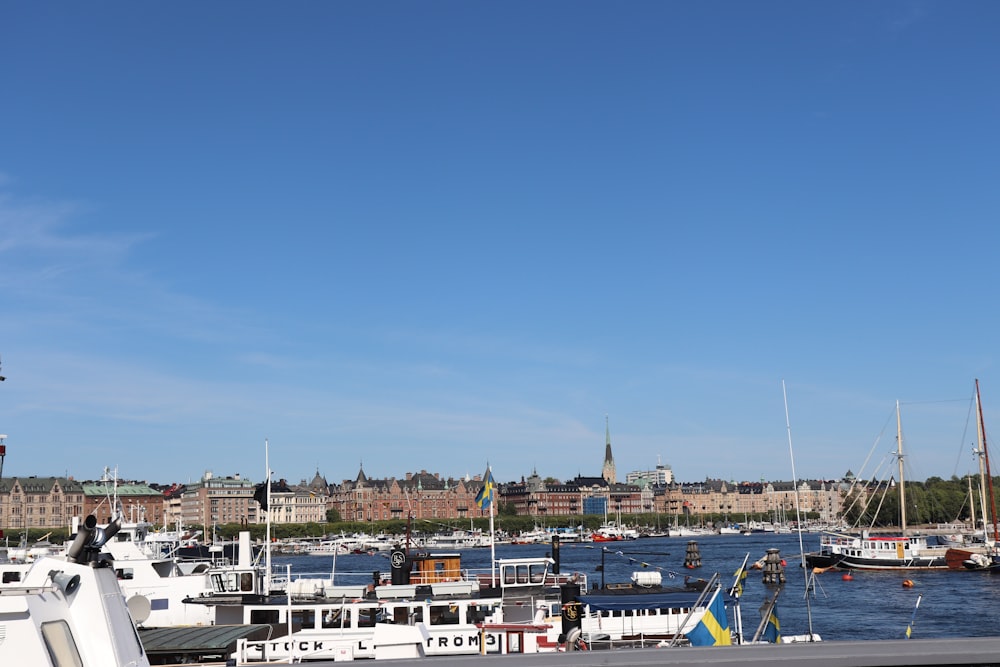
left=897, top=400, right=907, bottom=533
left=975, top=400, right=990, bottom=541
left=975, top=379, right=998, bottom=542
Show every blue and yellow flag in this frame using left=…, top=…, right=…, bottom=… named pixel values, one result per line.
left=761, top=604, right=781, bottom=643
left=732, top=564, right=748, bottom=598
left=475, top=466, right=495, bottom=510
left=687, top=587, right=731, bottom=646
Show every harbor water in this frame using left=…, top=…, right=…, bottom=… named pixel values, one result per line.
left=271, top=532, right=1000, bottom=642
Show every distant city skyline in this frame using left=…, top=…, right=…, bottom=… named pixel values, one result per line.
left=1, top=3, right=998, bottom=485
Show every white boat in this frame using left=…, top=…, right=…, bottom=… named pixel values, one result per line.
left=419, top=529, right=490, bottom=549
left=671, top=526, right=715, bottom=537
left=592, top=522, right=639, bottom=542
left=0, top=515, right=151, bottom=667
left=182, top=537, right=741, bottom=662
left=806, top=401, right=951, bottom=571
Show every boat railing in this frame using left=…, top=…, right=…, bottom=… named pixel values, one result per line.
left=272, top=565, right=484, bottom=592
left=581, top=634, right=688, bottom=650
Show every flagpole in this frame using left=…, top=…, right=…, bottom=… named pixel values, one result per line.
left=729, top=552, right=750, bottom=644
left=906, top=594, right=922, bottom=639
left=489, top=492, right=496, bottom=584
left=477, top=463, right=497, bottom=584
left=751, top=588, right=780, bottom=643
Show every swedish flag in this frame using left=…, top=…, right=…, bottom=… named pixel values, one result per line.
left=475, top=466, right=495, bottom=510
left=761, top=605, right=781, bottom=644
left=732, top=565, right=748, bottom=598
left=687, top=587, right=731, bottom=646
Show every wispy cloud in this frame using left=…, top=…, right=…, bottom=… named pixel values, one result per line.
left=887, top=3, right=930, bottom=33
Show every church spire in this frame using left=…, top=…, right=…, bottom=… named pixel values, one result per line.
left=602, top=415, right=617, bottom=484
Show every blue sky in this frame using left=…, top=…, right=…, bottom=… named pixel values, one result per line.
left=1, top=2, right=998, bottom=489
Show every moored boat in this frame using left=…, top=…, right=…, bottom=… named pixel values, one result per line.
left=944, top=380, right=1000, bottom=572
left=805, top=401, right=951, bottom=571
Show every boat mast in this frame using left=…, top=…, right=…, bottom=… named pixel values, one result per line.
left=897, top=400, right=907, bottom=534
left=782, top=380, right=814, bottom=640
left=968, top=475, right=980, bottom=542
left=264, top=439, right=272, bottom=595
left=975, top=379, right=998, bottom=543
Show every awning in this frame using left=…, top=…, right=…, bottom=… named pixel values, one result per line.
left=139, top=624, right=274, bottom=658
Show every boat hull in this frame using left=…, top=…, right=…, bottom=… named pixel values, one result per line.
left=834, top=554, right=949, bottom=571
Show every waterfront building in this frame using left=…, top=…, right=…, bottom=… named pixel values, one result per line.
left=161, top=483, right=185, bottom=529
left=625, top=461, right=674, bottom=486
left=180, top=471, right=259, bottom=530
left=328, top=468, right=484, bottom=524
left=0, top=476, right=84, bottom=532
left=253, top=475, right=328, bottom=525
left=80, top=479, right=165, bottom=527
left=503, top=470, right=586, bottom=517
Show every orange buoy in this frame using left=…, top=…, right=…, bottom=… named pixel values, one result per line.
left=902, top=579, right=914, bottom=588
left=842, top=573, right=853, bottom=581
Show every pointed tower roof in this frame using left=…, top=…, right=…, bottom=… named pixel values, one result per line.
left=309, top=468, right=329, bottom=493
left=601, top=415, right=617, bottom=484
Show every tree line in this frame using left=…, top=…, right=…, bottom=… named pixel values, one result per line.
left=842, top=475, right=996, bottom=528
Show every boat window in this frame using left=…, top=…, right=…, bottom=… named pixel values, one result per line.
left=391, top=606, right=409, bottom=624
left=240, top=572, right=255, bottom=592
left=358, top=607, right=379, bottom=628
left=115, top=568, right=134, bottom=580
left=251, top=609, right=280, bottom=625
left=467, top=603, right=494, bottom=623
left=322, top=609, right=348, bottom=629
left=429, top=604, right=460, bottom=625
left=210, top=572, right=242, bottom=593
left=41, top=620, right=84, bottom=667
left=292, top=610, right=315, bottom=630
left=2, top=571, right=21, bottom=583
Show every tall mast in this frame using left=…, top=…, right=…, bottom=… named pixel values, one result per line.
left=975, top=390, right=990, bottom=540
left=976, top=379, right=998, bottom=543
left=264, top=439, right=272, bottom=594
left=896, top=400, right=907, bottom=533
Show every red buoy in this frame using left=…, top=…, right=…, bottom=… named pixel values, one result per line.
left=842, top=573, right=853, bottom=581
